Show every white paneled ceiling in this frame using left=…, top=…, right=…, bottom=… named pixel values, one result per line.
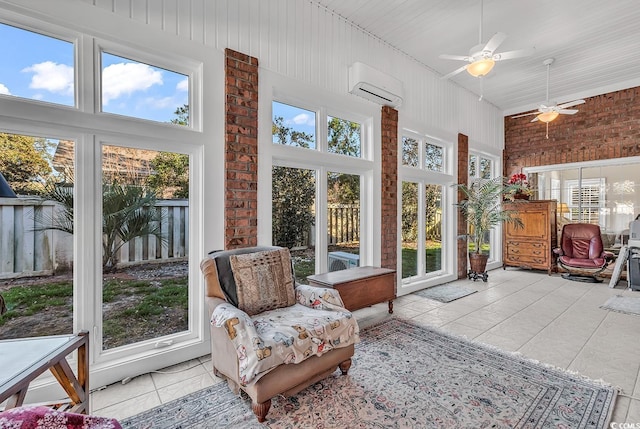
left=313, top=0, right=640, bottom=115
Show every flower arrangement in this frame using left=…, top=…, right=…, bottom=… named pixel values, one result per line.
left=505, top=173, right=534, bottom=200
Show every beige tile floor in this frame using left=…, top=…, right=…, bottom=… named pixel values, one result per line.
left=90, top=268, right=640, bottom=424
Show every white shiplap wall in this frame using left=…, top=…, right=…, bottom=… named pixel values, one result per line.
left=80, top=0, right=504, bottom=150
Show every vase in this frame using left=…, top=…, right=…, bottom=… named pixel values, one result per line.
left=513, top=192, right=530, bottom=200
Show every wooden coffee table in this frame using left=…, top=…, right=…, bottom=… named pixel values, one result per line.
left=307, top=266, right=396, bottom=313
left=0, top=331, right=89, bottom=413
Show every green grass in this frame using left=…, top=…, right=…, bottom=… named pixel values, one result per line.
left=292, top=259, right=315, bottom=284
left=0, top=276, right=188, bottom=348
left=401, top=247, right=442, bottom=278
left=0, top=281, right=72, bottom=326
left=103, top=278, right=187, bottom=318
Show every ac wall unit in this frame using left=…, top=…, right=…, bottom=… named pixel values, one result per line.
left=348, top=62, right=403, bottom=108
left=328, top=251, right=360, bottom=272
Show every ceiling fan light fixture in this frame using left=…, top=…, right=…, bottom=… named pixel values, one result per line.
left=466, top=58, right=495, bottom=77
left=537, top=110, right=559, bottom=123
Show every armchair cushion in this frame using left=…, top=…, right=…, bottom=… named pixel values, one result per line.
left=230, top=248, right=296, bottom=316
left=208, top=246, right=280, bottom=306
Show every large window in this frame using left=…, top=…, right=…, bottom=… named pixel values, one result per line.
left=0, top=13, right=207, bottom=392
left=271, top=98, right=370, bottom=276
left=529, top=159, right=640, bottom=245
left=0, top=134, right=75, bottom=340
left=399, top=130, right=453, bottom=291
left=468, top=151, right=499, bottom=261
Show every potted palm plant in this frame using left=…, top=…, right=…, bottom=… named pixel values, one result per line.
left=454, top=176, right=525, bottom=281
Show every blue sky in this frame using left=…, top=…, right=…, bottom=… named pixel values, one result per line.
left=272, top=101, right=316, bottom=147
left=0, top=23, right=188, bottom=123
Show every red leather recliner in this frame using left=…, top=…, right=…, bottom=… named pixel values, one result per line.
left=553, top=223, right=614, bottom=282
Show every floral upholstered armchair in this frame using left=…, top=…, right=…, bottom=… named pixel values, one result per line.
left=200, top=246, right=359, bottom=422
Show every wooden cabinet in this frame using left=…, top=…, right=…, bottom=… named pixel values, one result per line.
left=307, top=266, right=396, bottom=313
left=503, top=200, right=557, bottom=274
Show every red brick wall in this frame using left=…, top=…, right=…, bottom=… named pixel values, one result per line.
left=225, top=49, right=259, bottom=249
left=504, top=86, right=640, bottom=176
left=457, top=134, right=469, bottom=279
left=381, top=106, right=398, bottom=273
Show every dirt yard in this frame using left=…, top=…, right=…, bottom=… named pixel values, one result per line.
left=0, top=261, right=188, bottom=347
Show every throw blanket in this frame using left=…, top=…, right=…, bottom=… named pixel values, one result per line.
left=211, top=284, right=359, bottom=386
left=0, top=406, right=122, bottom=429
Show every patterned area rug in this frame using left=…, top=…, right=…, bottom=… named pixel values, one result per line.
left=121, top=318, right=617, bottom=429
left=600, top=294, right=640, bottom=316
left=414, top=283, right=477, bottom=302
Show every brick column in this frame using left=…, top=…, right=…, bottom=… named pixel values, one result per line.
left=457, top=133, right=469, bottom=279
left=225, top=49, right=258, bottom=249
left=381, top=106, right=398, bottom=275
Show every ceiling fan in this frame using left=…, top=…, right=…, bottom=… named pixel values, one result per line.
left=511, top=58, right=585, bottom=124
left=439, top=0, right=535, bottom=80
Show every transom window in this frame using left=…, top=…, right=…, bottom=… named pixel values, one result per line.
left=100, top=51, right=189, bottom=124
left=0, top=22, right=75, bottom=107
left=402, top=136, right=444, bottom=172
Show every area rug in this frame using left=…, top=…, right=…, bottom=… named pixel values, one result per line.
left=600, top=294, right=640, bottom=316
left=121, top=318, right=617, bottom=428
left=414, top=283, right=477, bottom=302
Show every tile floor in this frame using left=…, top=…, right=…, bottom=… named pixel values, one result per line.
left=90, top=268, right=640, bottom=424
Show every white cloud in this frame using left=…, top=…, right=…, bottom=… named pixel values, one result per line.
left=292, top=113, right=315, bottom=126
left=102, top=62, right=163, bottom=105
left=22, top=61, right=73, bottom=96
left=0, top=83, right=11, bottom=95
left=176, top=78, right=188, bottom=92
left=140, top=96, right=176, bottom=109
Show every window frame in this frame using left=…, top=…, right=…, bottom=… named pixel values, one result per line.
left=262, top=73, right=378, bottom=274
left=0, top=8, right=214, bottom=396
left=398, top=127, right=456, bottom=294
left=95, top=39, right=202, bottom=131
left=0, top=15, right=80, bottom=110
left=468, top=149, right=502, bottom=266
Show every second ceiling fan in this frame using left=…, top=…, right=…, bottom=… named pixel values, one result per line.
left=511, top=58, right=585, bottom=123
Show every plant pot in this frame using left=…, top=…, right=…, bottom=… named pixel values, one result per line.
left=513, top=192, right=530, bottom=200
left=468, top=252, right=489, bottom=282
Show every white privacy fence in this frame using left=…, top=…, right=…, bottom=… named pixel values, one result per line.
left=0, top=198, right=188, bottom=279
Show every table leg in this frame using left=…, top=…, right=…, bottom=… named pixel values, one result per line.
left=4, top=389, right=27, bottom=410
left=388, top=300, right=393, bottom=314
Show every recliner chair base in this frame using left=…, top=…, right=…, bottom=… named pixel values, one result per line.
left=561, top=272, right=603, bottom=283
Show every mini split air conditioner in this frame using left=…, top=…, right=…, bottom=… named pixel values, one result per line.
left=348, top=62, right=403, bottom=108
left=328, top=251, right=360, bottom=272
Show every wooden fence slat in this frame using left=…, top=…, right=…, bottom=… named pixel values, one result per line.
left=1, top=199, right=189, bottom=279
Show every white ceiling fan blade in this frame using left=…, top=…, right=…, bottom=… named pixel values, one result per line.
left=439, top=54, right=470, bottom=61
left=530, top=116, right=540, bottom=123
left=441, top=64, right=468, bottom=80
left=483, top=32, right=507, bottom=54
left=558, top=109, right=579, bottom=115
left=557, top=99, right=585, bottom=109
left=493, top=47, right=536, bottom=61
left=511, top=111, right=539, bottom=119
